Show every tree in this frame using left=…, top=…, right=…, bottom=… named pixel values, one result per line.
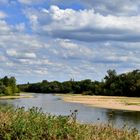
left=0, top=76, right=19, bottom=96
left=18, top=69, right=140, bottom=97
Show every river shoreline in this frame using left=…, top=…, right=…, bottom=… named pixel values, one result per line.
left=0, top=93, right=140, bottom=132
left=57, top=94, right=140, bottom=111
left=0, top=93, right=34, bottom=99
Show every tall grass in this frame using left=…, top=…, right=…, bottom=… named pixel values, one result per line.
left=0, top=105, right=139, bottom=140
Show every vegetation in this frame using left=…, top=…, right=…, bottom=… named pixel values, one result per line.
left=0, top=105, right=139, bottom=140
left=19, top=69, right=140, bottom=97
left=0, top=76, right=20, bottom=96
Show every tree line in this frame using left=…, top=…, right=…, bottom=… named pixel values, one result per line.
left=18, top=69, right=140, bottom=97
left=0, top=76, right=20, bottom=96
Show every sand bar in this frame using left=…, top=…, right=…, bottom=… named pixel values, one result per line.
left=0, top=93, right=34, bottom=99
left=57, top=94, right=140, bottom=111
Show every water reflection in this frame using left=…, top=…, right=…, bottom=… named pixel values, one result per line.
left=105, top=109, right=140, bottom=130
left=0, top=93, right=140, bottom=132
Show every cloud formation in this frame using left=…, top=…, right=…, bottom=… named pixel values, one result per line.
left=18, top=0, right=45, bottom=5
left=0, top=1, right=139, bottom=83
left=52, top=0, right=140, bottom=16
left=24, top=5, right=140, bottom=42
left=78, top=0, right=140, bottom=16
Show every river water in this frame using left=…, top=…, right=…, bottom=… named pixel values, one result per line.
left=0, top=93, right=140, bottom=132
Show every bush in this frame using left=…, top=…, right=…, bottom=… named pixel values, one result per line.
left=3, top=86, right=13, bottom=95
left=0, top=106, right=139, bottom=140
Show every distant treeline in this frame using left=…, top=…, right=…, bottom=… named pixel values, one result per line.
left=18, top=69, right=140, bottom=97
left=0, top=76, right=19, bottom=96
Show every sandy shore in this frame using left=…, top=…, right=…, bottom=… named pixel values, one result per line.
left=0, top=93, right=34, bottom=99
left=58, top=94, right=140, bottom=111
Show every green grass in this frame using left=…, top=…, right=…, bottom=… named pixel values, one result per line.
left=0, top=105, right=139, bottom=140
left=125, top=102, right=140, bottom=106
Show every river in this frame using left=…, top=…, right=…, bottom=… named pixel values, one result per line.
left=0, top=93, right=140, bottom=132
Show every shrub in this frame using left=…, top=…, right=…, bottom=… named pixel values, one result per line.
left=0, top=106, right=139, bottom=140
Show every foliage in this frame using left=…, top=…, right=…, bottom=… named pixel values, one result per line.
left=0, top=76, right=19, bottom=96
left=19, top=69, right=140, bottom=97
left=0, top=105, right=139, bottom=140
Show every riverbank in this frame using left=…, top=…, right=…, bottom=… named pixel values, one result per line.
left=0, top=93, right=34, bottom=99
left=0, top=105, right=139, bottom=140
left=58, top=94, right=140, bottom=111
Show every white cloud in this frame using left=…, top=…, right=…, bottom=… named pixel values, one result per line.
left=55, top=39, right=93, bottom=59
left=6, top=62, right=15, bottom=67
left=6, top=49, right=36, bottom=59
left=0, top=56, right=6, bottom=61
left=34, top=68, right=48, bottom=75
left=1, top=30, right=140, bottom=82
left=15, top=23, right=25, bottom=32
left=51, top=0, right=140, bottom=16
left=25, top=5, right=140, bottom=42
left=0, top=3, right=140, bottom=83
left=81, top=0, right=140, bottom=16
left=18, top=0, right=45, bottom=5
left=0, top=20, right=11, bottom=33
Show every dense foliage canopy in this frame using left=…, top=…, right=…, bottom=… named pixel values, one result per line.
left=19, top=69, right=140, bottom=97
left=0, top=76, right=19, bottom=96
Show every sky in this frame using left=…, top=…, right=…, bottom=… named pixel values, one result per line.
left=0, top=0, right=140, bottom=84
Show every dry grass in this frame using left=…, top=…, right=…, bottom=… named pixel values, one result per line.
left=0, top=105, right=139, bottom=140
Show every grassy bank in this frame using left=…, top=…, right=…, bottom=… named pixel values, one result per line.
left=57, top=94, right=140, bottom=111
left=0, top=106, right=139, bottom=140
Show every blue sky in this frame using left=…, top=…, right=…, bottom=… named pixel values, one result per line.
left=0, top=0, right=140, bottom=83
